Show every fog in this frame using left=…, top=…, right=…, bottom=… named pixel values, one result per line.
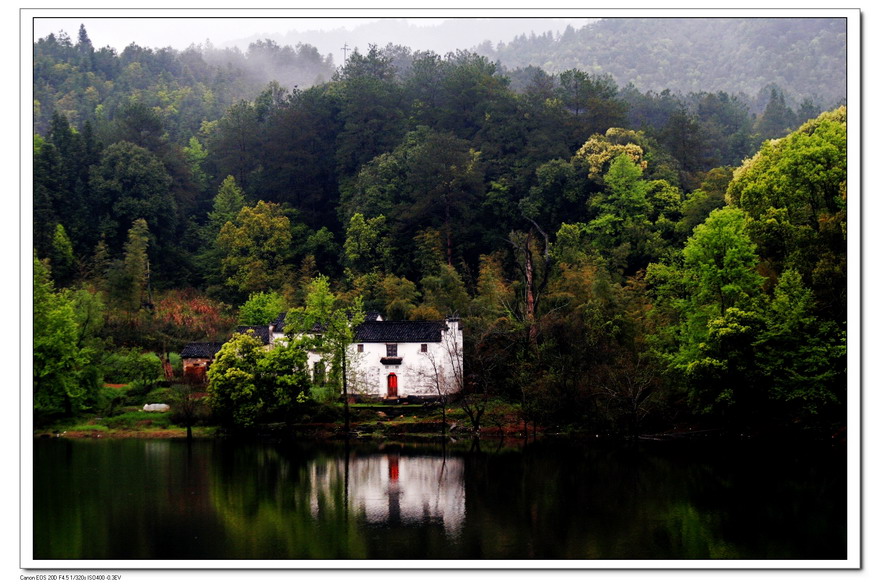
left=32, top=16, right=596, bottom=60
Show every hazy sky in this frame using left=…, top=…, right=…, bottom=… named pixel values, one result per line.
left=32, top=18, right=397, bottom=51
left=31, top=15, right=595, bottom=54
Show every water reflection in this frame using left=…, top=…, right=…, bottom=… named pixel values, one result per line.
left=307, top=452, right=465, bottom=536
left=33, top=438, right=846, bottom=561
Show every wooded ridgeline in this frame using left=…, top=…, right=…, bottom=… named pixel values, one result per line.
left=33, top=23, right=847, bottom=435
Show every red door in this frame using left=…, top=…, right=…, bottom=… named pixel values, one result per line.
left=387, top=373, right=398, bottom=399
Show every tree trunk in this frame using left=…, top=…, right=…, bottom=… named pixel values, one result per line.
left=342, top=349, right=350, bottom=435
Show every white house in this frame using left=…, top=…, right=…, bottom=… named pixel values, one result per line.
left=269, top=312, right=464, bottom=402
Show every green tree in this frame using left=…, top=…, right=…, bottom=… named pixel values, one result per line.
left=238, top=291, right=285, bottom=326
left=49, top=224, right=77, bottom=286
left=256, top=341, right=312, bottom=418
left=33, top=256, right=99, bottom=421
left=574, top=127, right=648, bottom=183
left=681, top=207, right=764, bottom=316
left=334, top=45, right=406, bottom=178
left=420, top=263, right=471, bottom=319
left=754, top=87, right=798, bottom=144
left=106, top=219, right=152, bottom=313
left=207, top=332, right=266, bottom=429
left=206, top=175, right=247, bottom=236
left=106, top=348, right=163, bottom=389
left=343, top=213, right=391, bottom=276
left=585, top=154, right=661, bottom=277
left=755, top=269, right=844, bottom=421
left=89, top=141, right=175, bottom=251
left=378, top=275, right=420, bottom=321
left=647, top=207, right=765, bottom=420
left=217, top=200, right=294, bottom=296
left=726, top=107, right=846, bottom=322
left=286, top=276, right=364, bottom=431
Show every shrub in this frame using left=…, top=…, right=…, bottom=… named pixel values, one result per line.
left=103, top=348, right=163, bottom=387
left=95, top=385, right=128, bottom=417
left=310, top=386, right=338, bottom=404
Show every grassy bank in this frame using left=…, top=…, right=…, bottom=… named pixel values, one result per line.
left=34, top=407, right=218, bottom=439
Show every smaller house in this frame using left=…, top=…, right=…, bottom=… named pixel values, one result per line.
left=180, top=342, right=225, bottom=384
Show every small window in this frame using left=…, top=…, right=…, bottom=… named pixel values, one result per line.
left=386, top=344, right=398, bottom=357
left=357, top=344, right=364, bottom=353
left=421, top=344, right=428, bottom=353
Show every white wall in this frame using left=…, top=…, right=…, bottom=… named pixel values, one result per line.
left=278, top=319, right=463, bottom=399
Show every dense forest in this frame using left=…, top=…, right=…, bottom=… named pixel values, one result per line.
left=480, top=17, right=846, bottom=109
left=33, top=23, right=847, bottom=436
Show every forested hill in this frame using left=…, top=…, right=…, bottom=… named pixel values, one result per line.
left=479, top=18, right=846, bottom=108
left=33, top=23, right=847, bottom=434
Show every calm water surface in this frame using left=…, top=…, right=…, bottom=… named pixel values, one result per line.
left=33, top=437, right=846, bottom=560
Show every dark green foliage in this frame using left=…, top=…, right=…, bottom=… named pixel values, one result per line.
left=32, top=26, right=846, bottom=434
left=90, top=142, right=175, bottom=251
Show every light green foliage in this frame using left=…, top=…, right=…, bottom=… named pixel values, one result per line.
left=726, top=107, right=846, bottom=321
left=421, top=263, right=471, bottom=318
left=238, top=291, right=285, bottom=326
left=217, top=200, right=294, bottom=295
left=33, top=256, right=99, bottom=420
left=257, top=342, right=312, bottom=410
left=645, top=180, right=683, bottom=224
left=50, top=224, right=77, bottom=286
left=553, top=223, right=594, bottom=266
left=676, top=167, right=734, bottom=243
left=649, top=205, right=842, bottom=424
left=682, top=207, right=764, bottom=315
left=575, top=128, right=647, bottom=182
left=183, top=136, right=209, bottom=191
left=208, top=331, right=309, bottom=429
left=207, top=175, right=247, bottom=236
left=474, top=253, right=514, bottom=318
left=343, top=213, right=391, bottom=276
left=286, top=276, right=364, bottom=394
left=647, top=207, right=765, bottom=418
left=106, top=219, right=151, bottom=312
left=378, top=275, right=420, bottom=321
left=103, top=348, right=162, bottom=388
left=728, top=108, right=845, bottom=229
left=586, top=154, right=662, bottom=276
left=208, top=347, right=261, bottom=429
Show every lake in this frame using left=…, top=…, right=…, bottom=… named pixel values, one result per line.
left=32, top=436, right=846, bottom=561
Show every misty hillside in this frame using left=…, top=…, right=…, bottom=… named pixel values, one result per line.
left=479, top=18, right=846, bottom=107
left=229, top=18, right=598, bottom=62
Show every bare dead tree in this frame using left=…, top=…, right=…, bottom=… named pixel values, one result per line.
left=596, top=353, right=659, bottom=436
left=417, top=329, right=464, bottom=437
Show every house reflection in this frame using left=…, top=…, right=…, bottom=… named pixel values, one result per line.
left=308, top=452, right=465, bottom=535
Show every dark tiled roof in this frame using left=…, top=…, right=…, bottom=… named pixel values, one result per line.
left=180, top=342, right=224, bottom=359
left=235, top=325, right=271, bottom=345
left=355, top=320, right=446, bottom=343
left=270, top=312, right=287, bottom=331
left=274, top=311, right=382, bottom=334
